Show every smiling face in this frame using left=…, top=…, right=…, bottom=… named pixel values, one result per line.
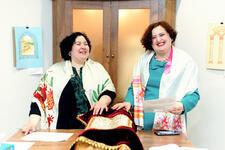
left=70, top=35, right=90, bottom=65
left=151, top=25, right=172, bottom=56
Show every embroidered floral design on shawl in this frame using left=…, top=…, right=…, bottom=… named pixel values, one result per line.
left=33, top=73, right=54, bottom=127
left=153, top=112, right=182, bottom=132
left=133, top=76, right=145, bottom=128
left=47, top=114, right=54, bottom=128
left=92, top=79, right=110, bottom=103
left=33, top=73, right=54, bottom=112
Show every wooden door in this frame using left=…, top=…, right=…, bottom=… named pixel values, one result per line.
left=52, top=0, right=176, bottom=101
left=110, top=1, right=151, bottom=100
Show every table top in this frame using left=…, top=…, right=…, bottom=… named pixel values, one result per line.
left=8, top=129, right=192, bottom=150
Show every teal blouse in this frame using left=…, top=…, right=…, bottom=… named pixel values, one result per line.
left=125, top=56, right=200, bottom=130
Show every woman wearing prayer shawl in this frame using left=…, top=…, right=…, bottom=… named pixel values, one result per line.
left=112, top=21, right=200, bottom=133
left=22, top=32, right=116, bottom=134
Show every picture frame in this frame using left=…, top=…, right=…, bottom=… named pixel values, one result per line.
left=14, top=26, right=43, bottom=69
left=206, top=23, right=225, bottom=70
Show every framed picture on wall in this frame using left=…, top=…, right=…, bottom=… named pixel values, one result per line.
left=13, top=26, right=43, bottom=69
left=206, top=23, right=225, bottom=70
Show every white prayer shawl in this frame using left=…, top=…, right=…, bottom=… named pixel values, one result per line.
left=132, top=47, right=198, bottom=130
left=32, top=59, right=115, bottom=129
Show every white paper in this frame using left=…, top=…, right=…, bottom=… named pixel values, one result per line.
left=143, top=97, right=176, bottom=112
left=0, top=133, right=6, bottom=141
left=2, top=142, right=34, bottom=150
left=21, top=132, right=73, bottom=142
left=181, top=147, right=208, bottom=150
left=149, top=144, right=208, bottom=150
left=149, top=144, right=180, bottom=150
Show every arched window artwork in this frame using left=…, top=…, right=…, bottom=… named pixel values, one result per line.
left=19, top=32, right=39, bottom=59
left=14, top=26, right=43, bottom=69
left=20, top=35, right=35, bottom=56
left=207, top=23, right=225, bottom=70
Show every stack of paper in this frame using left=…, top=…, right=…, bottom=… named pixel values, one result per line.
left=21, top=132, right=73, bottom=142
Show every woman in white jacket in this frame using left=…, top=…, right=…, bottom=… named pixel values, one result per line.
left=22, top=32, right=116, bottom=134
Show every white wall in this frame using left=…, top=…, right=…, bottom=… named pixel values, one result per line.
left=176, top=0, right=225, bottom=149
left=0, top=0, right=52, bottom=138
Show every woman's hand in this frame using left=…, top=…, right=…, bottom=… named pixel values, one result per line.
left=21, top=114, right=40, bottom=135
left=168, top=101, right=184, bottom=115
left=111, top=102, right=131, bottom=111
left=90, top=95, right=111, bottom=115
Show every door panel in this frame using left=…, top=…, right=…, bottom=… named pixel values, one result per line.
left=117, top=9, right=150, bottom=99
left=73, top=9, right=104, bottom=65
left=69, top=1, right=111, bottom=71
left=110, top=1, right=151, bottom=100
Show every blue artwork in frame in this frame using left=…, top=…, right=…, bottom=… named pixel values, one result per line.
left=14, top=26, right=43, bottom=69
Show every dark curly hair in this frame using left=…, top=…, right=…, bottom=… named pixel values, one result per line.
left=141, top=21, right=177, bottom=52
left=60, top=32, right=91, bottom=60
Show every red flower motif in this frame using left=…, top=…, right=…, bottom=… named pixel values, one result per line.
left=47, top=115, right=54, bottom=128
left=47, top=89, right=54, bottom=110
left=40, top=84, right=47, bottom=100
left=34, top=91, right=45, bottom=111
left=33, top=84, right=47, bottom=111
left=172, top=116, right=182, bottom=130
left=161, top=116, right=169, bottom=129
left=138, top=89, right=145, bottom=98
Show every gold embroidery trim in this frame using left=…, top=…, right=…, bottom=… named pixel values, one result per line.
left=86, top=114, right=133, bottom=129
left=74, top=136, right=131, bottom=150
left=76, top=114, right=88, bottom=126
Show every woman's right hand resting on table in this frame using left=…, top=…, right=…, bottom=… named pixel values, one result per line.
left=112, top=102, right=131, bottom=111
left=22, top=114, right=41, bottom=135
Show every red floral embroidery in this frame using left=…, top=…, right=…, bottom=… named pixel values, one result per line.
left=155, top=115, right=169, bottom=130
left=138, top=88, right=145, bottom=98
left=34, top=73, right=55, bottom=127
left=172, top=116, right=182, bottom=130
left=160, top=115, right=169, bottom=130
left=154, top=113, right=182, bottom=131
left=33, top=84, right=47, bottom=111
left=47, top=89, right=54, bottom=110
left=135, top=87, right=145, bottom=103
left=40, top=84, right=47, bottom=100
left=47, top=114, right=54, bottom=128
